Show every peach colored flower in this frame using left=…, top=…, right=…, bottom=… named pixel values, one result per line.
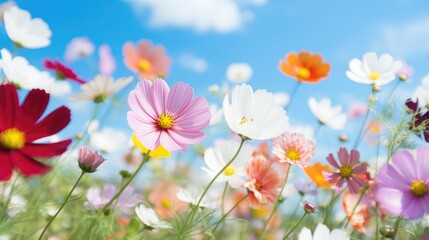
left=243, top=155, right=281, bottom=207
left=123, top=40, right=171, bottom=80
left=279, top=51, right=330, bottom=83
left=272, top=132, right=315, bottom=168
left=252, top=142, right=279, bottom=163
left=342, top=187, right=374, bottom=233
left=148, top=180, right=187, bottom=219
left=304, top=162, right=333, bottom=188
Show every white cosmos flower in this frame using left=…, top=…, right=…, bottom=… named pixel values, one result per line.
left=414, top=74, right=429, bottom=107
left=308, top=97, right=347, bottom=130
left=71, top=75, right=133, bottom=102
left=0, top=1, right=16, bottom=20
left=202, top=140, right=253, bottom=188
left=346, top=52, right=402, bottom=87
left=90, top=128, right=128, bottom=153
left=135, top=204, right=171, bottom=229
left=223, top=84, right=289, bottom=140
left=209, top=104, right=223, bottom=126
left=226, top=63, right=253, bottom=83
left=176, top=188, right=217, bottom=209
left=299, top=223, right=349, bottom=240
left=4, top=6, right=51, bottom=48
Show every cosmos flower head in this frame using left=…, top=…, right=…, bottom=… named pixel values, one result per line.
left=308, top=97, right=347, bottom=130
left=64, top=37, right=95, bottom=62
left=279, top=51, right=331, bottom=83
left=272, top=132, right=315, bottom=168
left=43, top=59, right=85, bottom=84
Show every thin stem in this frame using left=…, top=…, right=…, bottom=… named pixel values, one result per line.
left=259, top=165, right=291, bottom=239
left=0, top=176, right=18, bottom=222
left=221, top=183, right=228, bottom=214
left=211, top=194, right=248, bottom=232
left=83, top=152, right=151, bottom=238
left=343, top=185, right=368, bottom=228
left=392, top=216, right=403, bottom=240
left=38, top=171, right=86, bottom=240
left=323, top=190, right=342, bottom=224
left=77, top=103, right=100, bottom=147
left=314, top=122, right=323, bottom=139
left=285, top=82, right=301, bottom=111
left=282, top=212, right=308, bottom=240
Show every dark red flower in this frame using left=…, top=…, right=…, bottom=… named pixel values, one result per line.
left=43, top=59, right=86, bottom=84
left=0, top=84, right=72, bottom=181
left=406, top=98, right=429, bottom=142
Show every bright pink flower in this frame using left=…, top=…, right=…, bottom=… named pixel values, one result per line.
left=127, top=79, right=211, bottom=152
left=43, top=59, right=85, bottom=84
left=78, top=146, right=106, bottom=173
left=0, top=84, right=71, bottom=181
left=272, top=132, right=315, bottom=168
left=243, top=155, right=281, bottom=207
left=98, top=44, right=116, bottom=76
left=323, top=147, right=368, bottom=194
left=123, top=40, right=171, bottom=81
left=348, top=101, right=367, bottom=119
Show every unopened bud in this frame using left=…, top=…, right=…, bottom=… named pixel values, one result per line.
left=302, top=201, right=316, bottom=214
left=338, top=134, right=348, bottom=142
left=120, top=170, right=132, bottom=179
left=380, top=225, right=395, bottom=238
left=372, top=84, right=381, bottom=92
left=398, top=73, right=409, bottom=82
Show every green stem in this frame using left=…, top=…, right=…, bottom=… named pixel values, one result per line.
left=343, top=185, right=368, bottom=228
left=221, top=182, right=228, bottom=214
left=82, top=152, right=151, bottom=238
left=285, top=82, right=301, bottom=111
left=391, top=216, right=402, bottom=240
left=323, top=190, right=342, bottom=224
left=211, top=194, right=248, bottom=232
left=0, top=176, right=18, bottom=222
left=259, top=165, right=291, bottom=239
left=38, top=171, right=85, bottom=240
left=282, top=212, right=308, bottom=240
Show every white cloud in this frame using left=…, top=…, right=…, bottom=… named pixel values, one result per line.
left=124, top=0, right=264, bottom=33
left=179, top=54, right=208, bottom=73
left=373, top=16, right=429, bottom=57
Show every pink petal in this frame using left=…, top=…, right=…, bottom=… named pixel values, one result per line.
left=338, top=147, right=349, bottom=166
left=326, top=153, right=340, bottom=169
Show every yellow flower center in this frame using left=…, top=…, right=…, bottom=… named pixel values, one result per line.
left=251, top=205, right=267, bottom=217
left=254, top=182, right=261, bottom=190
left=369, top=71, right=380, bottom=81
left=297, top=67, right=311, bottom=79
left=339, top=165, right=354, bottom=178
left=223, top=166, right=236, bottom=176
left=158, top=114, right=174, bottom=129
left=239, top=117, right=253, bottom=125
left=138, top=59, right=152, bottom=72
left=0, top=128, right=26, bottom=150
left=161, top=198, right=172, bottom=209
left=285, top=149, right=300, bottom=161
left=410, top=180, right=428, bottom=197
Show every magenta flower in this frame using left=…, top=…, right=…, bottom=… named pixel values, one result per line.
left=375, top=146, right=429, bottom=220
left=84, top=185, right=142, bottom=210
left=272, top=132, right=315, bottom=168
left=322, top=148, right=368, bottom=194
left=77, top=146, right=106, bottom=173
left=127, top=79, right=211, bottom=152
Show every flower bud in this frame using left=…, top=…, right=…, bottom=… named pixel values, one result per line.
left=302, top=201, right=316, bottom=214
left=380, top=225, right=395, bottom=238
left=78, top=146, right=106, bottom=173
left=338, top=134, right=348, bottom=142
left=120, top=170, right=132, bottom=179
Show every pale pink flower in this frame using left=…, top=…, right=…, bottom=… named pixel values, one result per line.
left=323, top=148, right=368, bottom=194
left=123, top=40, right=171, bottom=80
left=272, top=132, right=315, bottom=168
left=396, top=58, right=413, bottom=80
left=98, top=44, right=116, bottom=76
left=77, top=146, right=106, bottom=173
left=84, top=185, right=142, bottom=210
left=243, top=155, right=281, bottom=207
left=348, top=101, right=367, bottom=119
left=127, top=79, right=211, bottom=152
left=64, top=37, right=95, bottom=62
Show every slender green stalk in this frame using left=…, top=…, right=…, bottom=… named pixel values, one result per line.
left=38, top=171, right=86, bottom=240
left=285, top=82, right=301, bottom=111
left=282, top=212, right=308, bottom=240
left=323, top=190, right=342, bottom=224
left=0, top=176, right=19, bottom=222
left=211, top=194, right=248, bottom=232
left=82, top=152, right=151, bottom=238
left=259, top=165, right=291, bottom=239
left=314, top=122, right=323, bottom=139
left=221, top=183, right=228, bottom=214
left=74, top=103, right=100, bottom=148
left=343, top=185, right=368, bottom=228
left=391, top=216, right=403, bottom=240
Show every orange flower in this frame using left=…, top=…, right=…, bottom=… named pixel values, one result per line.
left=279, top=51, right=330, bottom=83
left=304, top=162, right=333, bottom=188
left=148, top=180, right=187, bottom=219
left=123, top=40, right=171, bottom=80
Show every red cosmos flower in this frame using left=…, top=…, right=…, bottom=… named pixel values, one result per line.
left=43, top=59, right=85, bottom=84
left=0, top=84, right=72, bottom=181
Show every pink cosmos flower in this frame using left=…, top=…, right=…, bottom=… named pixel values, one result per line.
left=98, top=44, right=116, bottom=76
left=272, top=132, right=315, bottom=168
left=77, top=146, right=106, bottom=173
left=84, top=185, right=142, bottom=210
left=64, top=37, right=95, bottom=62
left=243, top=155, right=281, bottom=207
left=123, top=40, right=171, bottom=80
left=322, top=148, right=368, bottom=194
left=396, top=58, right=413, bottom=80
left=127, top=79, right=211, bottom=152
left=375, top=146, right=429, bottom=220
left=348, top=101, right=367, bottom=119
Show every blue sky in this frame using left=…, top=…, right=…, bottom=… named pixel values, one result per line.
left=2, top=0, right=429, bottom=172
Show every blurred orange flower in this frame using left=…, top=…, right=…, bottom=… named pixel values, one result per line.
left=279, top=51, right=330, bottom=83
left=123, top=40, right=171, bottom=80
left=148, top=180, right=187, bottom=219
left=342, top=188, right=373, bottom=233
left=304, top=162, right=333, bottom=188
